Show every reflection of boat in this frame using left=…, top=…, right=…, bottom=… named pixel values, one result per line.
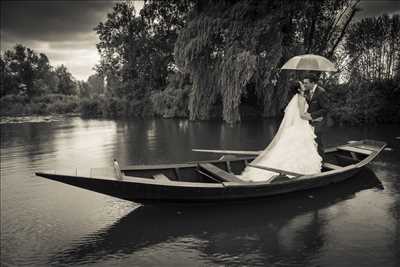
left=36, top=140, right=386, bottom=204
left=49, top=169, right=383, bottom=266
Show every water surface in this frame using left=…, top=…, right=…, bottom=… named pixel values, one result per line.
left=1, top=117, right=399, bottom=266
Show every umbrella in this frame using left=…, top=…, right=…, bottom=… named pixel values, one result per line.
left=281, top=54, right=337, bottom=72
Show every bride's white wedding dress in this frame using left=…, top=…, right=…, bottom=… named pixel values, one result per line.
left=239, top=94, right=322, bottom=182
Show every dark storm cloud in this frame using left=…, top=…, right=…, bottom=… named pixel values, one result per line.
left=0, top=0, right=121, bottom=80
left=1, top=1, right=114, bottom=42
left=0, top=1, right=145, bottom=80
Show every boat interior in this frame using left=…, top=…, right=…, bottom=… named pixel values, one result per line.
left=115, top=140, right=383, bottom=184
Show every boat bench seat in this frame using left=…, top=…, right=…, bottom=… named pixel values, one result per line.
left=337, top=145, right=373, bottom=155
left=153, top=173, right=170, bottom=181
left=322, top=162, right=342, bottom=170
left=198, top=163, right=244, bottom=183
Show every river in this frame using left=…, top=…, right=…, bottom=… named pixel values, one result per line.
left=1, top=116, right=399, bottom=266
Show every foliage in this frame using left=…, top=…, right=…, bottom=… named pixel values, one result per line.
left=94, top=1, right=193, bottom=116
left=77, top=74, right=105, bottom=98
left=54, top=65, right=77, bottom=95
left=0, top=94, right=79, bottom=116
left=150, top=73, right=191, bottom=118
left=324, top=13, right=400, bottom=125
left=343, top=14, right=400, bottom=82
left=79, top=95, right=152, bottom=118
left=327, top=79, right=400, bottom=125
left=174, top=0, right=358, bottom=123
left=95, top=3, right=145, bottom=97
left=79, top=96, right=105, bottom=117
left=1, top=44, right=77, bottom=98
left=140, top=0, right=194, bottom=85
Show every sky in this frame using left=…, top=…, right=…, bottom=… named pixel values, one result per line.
left=1, top=0, right=399, bottom=81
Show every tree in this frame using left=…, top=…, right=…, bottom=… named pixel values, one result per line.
left=0, top=53, right=20, bottom=96
left=55, top=65, right=76, bottom=95
left=32, top=53, right=58, bottom=95
left=174, top=0, right=358, bottom=123
left=344, top=14, right=400, bottom=82
left=87, top=74, right=105, bottom=95
left=140, top=0, right=194, bottom=88
left=95, top=2, right=144, bottom=98
left=0, top=44, right=62, bottom=97
left=77, top=80, right=91, bottom=98
left=95, top=1, right=193, bottom=115
left=77, top=74, right=105, bottom=97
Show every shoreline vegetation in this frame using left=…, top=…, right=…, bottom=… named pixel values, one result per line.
left=1, top=1, right=399, bottom=125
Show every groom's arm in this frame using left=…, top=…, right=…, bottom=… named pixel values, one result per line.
left=310, top=88, right=329, bottom=120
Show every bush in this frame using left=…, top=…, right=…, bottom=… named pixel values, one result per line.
left=79, top=95, right=152, bottom=118
left=151, top=86, right=190, bottom=118
left=0, top=95, right=30, bottom=115
left=327, top=80, right=400, bottom=125
left=80, top=96, right=104, bottom=117
left=0, top=93, right=80, bottom=116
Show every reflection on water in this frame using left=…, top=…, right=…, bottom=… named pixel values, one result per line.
left=1, top=117, right=399, bottom=266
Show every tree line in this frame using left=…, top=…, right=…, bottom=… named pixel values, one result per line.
left=1, top=44, right=76, bottom=97
left=0, top=44, right=105, bottom=115
left=1, top=0, right=399, bottom=124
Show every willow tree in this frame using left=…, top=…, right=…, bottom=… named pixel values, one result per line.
left=175, top=0, right=359, bottom=123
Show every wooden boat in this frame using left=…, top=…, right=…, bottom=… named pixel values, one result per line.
left=35, top=140, right=386, bottom=204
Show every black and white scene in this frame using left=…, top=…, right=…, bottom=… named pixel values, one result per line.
left=1, top=0, right=400, bottom=266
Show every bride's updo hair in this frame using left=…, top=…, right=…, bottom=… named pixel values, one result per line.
left=289, top=81, right=301, bottom=97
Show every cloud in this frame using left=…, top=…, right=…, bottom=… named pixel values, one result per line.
left=0, top=0, right=117, bottom=80
left=1, top=1, right=113, bottom=41
left=1, top=1, right=145, bottom=80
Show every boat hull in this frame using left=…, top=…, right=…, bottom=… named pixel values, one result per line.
left=35, top=139, right=386, bottom=204
left=37, top=165, right=360, bottom=204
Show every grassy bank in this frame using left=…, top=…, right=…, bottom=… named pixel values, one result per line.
left=0, top=94, right=79, bottom=116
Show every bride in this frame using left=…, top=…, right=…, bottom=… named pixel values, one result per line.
left=239, top=81, right=322, bottom=182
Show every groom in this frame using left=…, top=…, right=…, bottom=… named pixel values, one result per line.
left=302, top=74, right=329, bottom=159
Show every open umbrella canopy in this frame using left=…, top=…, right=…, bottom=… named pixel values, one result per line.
left=281, top=54, right=337, bottom=72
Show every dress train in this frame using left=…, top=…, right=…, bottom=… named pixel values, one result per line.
left=239, top=94, right=322, bottom=182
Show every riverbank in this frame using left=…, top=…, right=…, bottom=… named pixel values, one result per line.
left=0, top=94, right=79, bottom=116
left=1, top=78, right=399, bottom=126
left=0, top=114, right=79, bottom=124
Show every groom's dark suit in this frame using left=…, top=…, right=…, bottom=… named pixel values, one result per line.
left=307, top=85, right=329, bottom=158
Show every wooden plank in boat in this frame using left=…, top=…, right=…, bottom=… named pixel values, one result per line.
left=193, top=149, right=261, bottom=156
left=337, top=145, right=373, bottom=155
left=356, top=144, right=378, bottom=152
left=198, top=163, right=244, bottom=183
left=322, top=162, right=342, bottom=170
left=153, top=173, right=170, bottom=181
left=226, top=161, right=232, bottom=173
left=174, top=168, right=181, bottom=180
left=197, top=170, right=222, bottom=183
left=249, top=164, right=304, bottom=177
left=122, top=157, right=256, bottom=171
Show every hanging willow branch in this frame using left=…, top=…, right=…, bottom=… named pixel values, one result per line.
left=175, top=0, right=356, bottom=123
left=175, top=0, right=287, bottom=123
